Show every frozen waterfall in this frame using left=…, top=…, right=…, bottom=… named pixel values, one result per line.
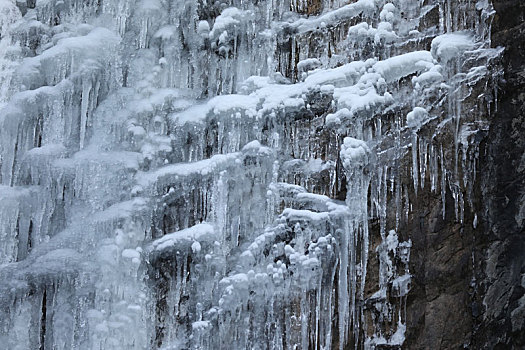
left=0, top=0, right=502, bottom=349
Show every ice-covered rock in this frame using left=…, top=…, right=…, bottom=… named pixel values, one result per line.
left=0, top=0, right=504, bottom=349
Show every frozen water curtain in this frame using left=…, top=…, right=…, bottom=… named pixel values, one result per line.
left=0, top=0, right=510, bottom=349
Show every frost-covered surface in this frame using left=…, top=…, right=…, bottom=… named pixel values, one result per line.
left=0, top=0, right=501, bottom=349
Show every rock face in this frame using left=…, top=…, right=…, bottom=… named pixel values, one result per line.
left=475, top=0, right=525, bottom=347
left=403, top=1, right=525, bottom=348
left=0, top=0, right=523, bottom=349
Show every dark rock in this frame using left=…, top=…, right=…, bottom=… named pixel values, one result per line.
left=403, top=0, right=525, bottom=348
left=472, top=0, right=525, bottom=348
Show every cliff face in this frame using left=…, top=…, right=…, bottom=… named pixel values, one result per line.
left=403, top=1, right=525, bottom=348
left=0, top=0, right=522, bottom=349
left=476, top=0, right=525, bottom=347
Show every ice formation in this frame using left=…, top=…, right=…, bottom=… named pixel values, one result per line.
left=0, top=0, right=501, bottom=349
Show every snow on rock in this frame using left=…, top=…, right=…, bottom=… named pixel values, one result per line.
left=412, top=65, right=444, bottom=88
left=281, top=208, right=330, bottom=222
left=347, top=21, right=398, bottom=44
left=431, top=32, right=476, bottom=63
left=340, top=137, right=370, bottom=169
left=137, top=152, right=240, bottom=189
left=16, top=27, right=120, bottom=89
left=150, top=223, right=215, bottom=253
left=286, top=0, right=376, bottom=34
left=333, top=81, right=393, bottom=119
left=93, top=197, right=149, bottom=224
left=297, top=58, right=321, bottom=75
left=209, top=7, right=249, bottom=40
left=373, top=51, right=434, bottom=82
left=406, top=107, right=429, bottom=128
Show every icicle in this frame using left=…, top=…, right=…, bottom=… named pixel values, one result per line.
left=411, top=133, right=419, bottom=194
left=80, top=78, right=92, bottom=150
left=440, top=145, right=447, bottom=219
left=419, top=138, right=427, bottom=190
